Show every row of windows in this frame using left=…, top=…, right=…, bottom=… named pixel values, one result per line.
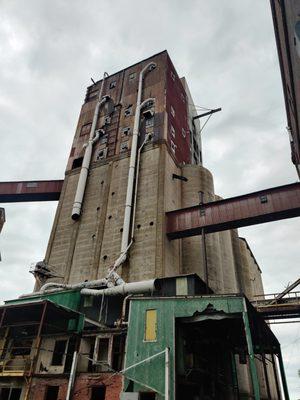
left=170, top=70, right=187, bottom=103
left=108, top=72, right=137, bottom=90
left=170, top=124, right=186, bottom=139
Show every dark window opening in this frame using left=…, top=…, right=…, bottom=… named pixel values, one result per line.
left=122, top=127, right=131, bottom=136
left=72, top=157, right=83, bottom=169
left=51, top=340, right=67, bottom=366
left=139, top=392, right=156, bottom=400
left=80, top=123, right=92, bottom=136
left=1, top=388, right=22, bottom=400
left=120, top=142, right=129, bottom=152
left=124, top=105, right=133, bottom=117
left=109, top=81, right=116, bottom=89
left=11, top=338, right=33, bottom=356
left=94, top=337, right=110, bottom=371
left=112, top=335, right=124, bottom=371
left=260, top=195, right=268, bottom=204
left=97, top=148, right=108, bottom=160
left=129, top=72, right=136, bottom=81
left=45, top=386, right=59, bottom=400
left=64, top=337, right=77, bottom=373
left=91, top=385, right=106, bottom=400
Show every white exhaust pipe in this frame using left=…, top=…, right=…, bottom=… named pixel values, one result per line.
left=110, top=63, right=156, bottom=279
left=19, top=278, right=108, bottom=298
left=81, top=279, right=156, bottom=297
left=71, top=72, right=109, bottom=220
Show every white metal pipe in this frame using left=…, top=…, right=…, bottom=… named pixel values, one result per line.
left=119, top=63, right=156, bottom=256
left=19, top=278, right=108, bottom=298
left=71, top=72, right=109, bottom=220
left=107, top=131, right=153, bottom=281
left=165, top=347, right=170, bottom=400
left=40, top=278, right=107, bottom=292
left=66, top=351, right=78, bottom=400
left=81, top=279, right=156, bottom=297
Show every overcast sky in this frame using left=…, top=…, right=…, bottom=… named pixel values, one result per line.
left=0, top=0, right=299, bottom=396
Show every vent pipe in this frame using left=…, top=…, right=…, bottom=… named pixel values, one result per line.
left=71, top=72, right=109, bottom=220
left=81, top=279, right=156, bottom=297
left=109, top=63, right=156, bottom=278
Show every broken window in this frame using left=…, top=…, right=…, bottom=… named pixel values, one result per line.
left=112, top=335, right=124, bottom=371
left=45, top=386, right=59, bottom=400
left=93, top=336, right=112, bottom=372
left=1, top=388, right=22, bottom=400
left=11, top=338, right=33, bottom=356
left=109, top=81, right=116, bottom=89
left=122, top=127, right=131, bottom=137
left=170, top=105, right=175, bottom=117
left=91, top=386, right=106, bottom=400
left=72, top=157, right=83, bottom=169
left=170, top=71, right=176, bottom=81
left=182, top=128, right=186, bottom=138
left=145, top=117, right=154, bottom=128
left=99, top=132, right=108, bottom=145
left=80, top=123, right=92, bottom=136
left=124, top=105, right=133, bottom=117
left=64, top=337, right=77, bottom=373
left=143, top=109, right=154, bottom=129
left=129, top=72, right=136, bottom=81
left=104, top=116, right=111, bottom=125
left=97, top=148, right=108, bottom=161
left=51, top=340, right=67, bottom=366
left=170, top=125, right=175, bottom=138
left=144, top=309, right=157, bottom=342
left=170, top=140, right=177, bottom=155
left=120, top=142, right=129, bottom=153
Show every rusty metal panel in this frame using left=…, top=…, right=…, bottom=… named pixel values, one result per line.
left=166, top=182, right=300, bottom=239
left=0, top=180, right=63, bottom=202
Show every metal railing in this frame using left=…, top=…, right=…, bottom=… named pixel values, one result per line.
left=0, top=357, right=32, bottom=376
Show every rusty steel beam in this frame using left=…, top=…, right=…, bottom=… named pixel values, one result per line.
left=0, top=180, right=64, bottom=203
left=166, top=182, right=300, bottom=239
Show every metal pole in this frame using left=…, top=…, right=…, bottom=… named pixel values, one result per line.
left=262, top=353, right=271, bottom=399
left=242, top=310, right=260, bottom=400
left=24, top=302, right=47, bottom=400
left=199, top=191, right=209, bottom=292
left=230, top=352, right=240, bottom=399
left=66, top=351, right=78, bottom=400
left=165, top=347, right=170, bottom=400
left=0, top=308, right=6, bottom=329
left=271, top=353, right=282, bottom=400
left=277, top=349, right=290, bottom=400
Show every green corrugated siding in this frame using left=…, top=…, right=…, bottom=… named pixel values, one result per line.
left=5, top=290, right=81, bottom=311
left=124, top=296, right=245, bottom=400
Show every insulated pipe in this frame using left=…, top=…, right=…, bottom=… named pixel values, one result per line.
left=71, top=72, right=109, bottom=220
left=118, top=63, right=156, bottom=262
left=40, top=278, right=107, bottom=292
left=81, top=279, right=156, bottom=297
left=19, top=278, right=108, bottom=298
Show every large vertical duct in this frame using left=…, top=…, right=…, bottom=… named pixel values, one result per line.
left=109, top=62, right=156, bottom=275
left=181, top=165, right=223, bottom=293
left=71, top=72, right=109, bottom=220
